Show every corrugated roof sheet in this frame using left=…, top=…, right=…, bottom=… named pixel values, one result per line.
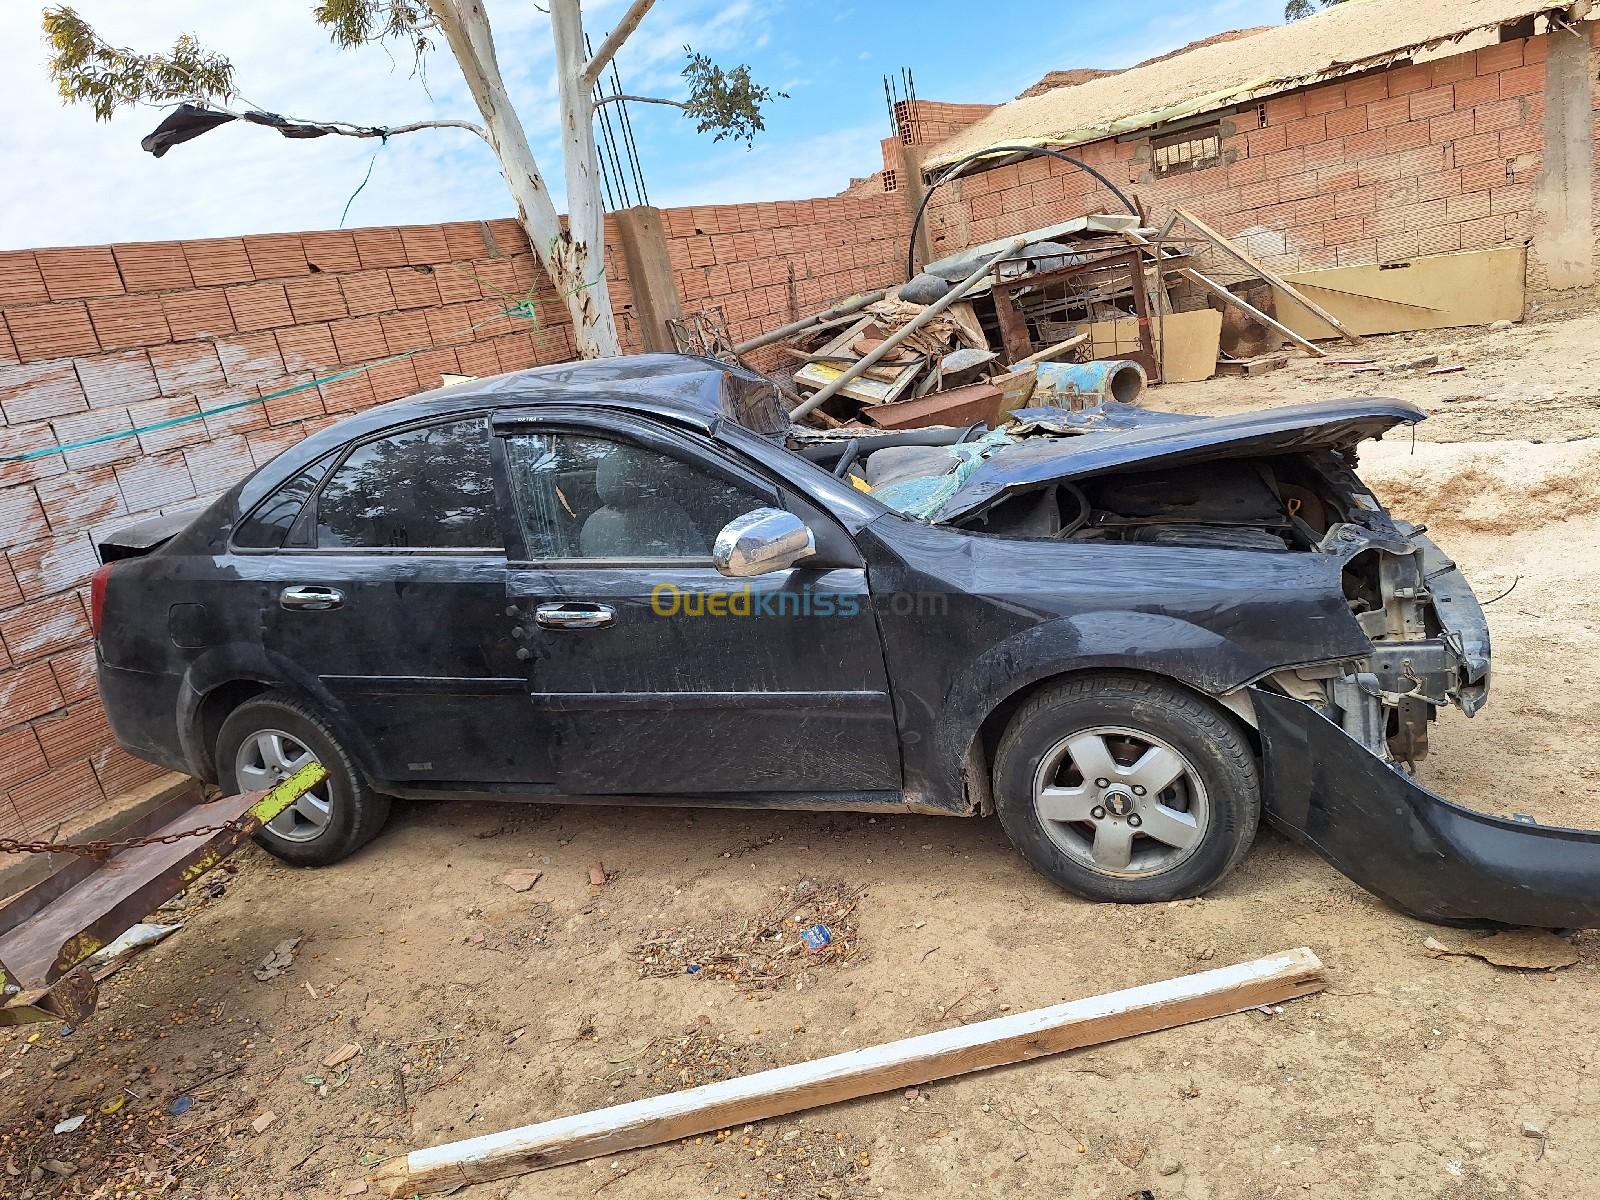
left=926, top=0, right=1567, bottom=168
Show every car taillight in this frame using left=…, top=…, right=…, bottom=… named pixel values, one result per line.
left=90, top=561, right=116, bottom=639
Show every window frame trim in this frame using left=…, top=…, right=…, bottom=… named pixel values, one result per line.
left=492, top=408, right=782, bottom=569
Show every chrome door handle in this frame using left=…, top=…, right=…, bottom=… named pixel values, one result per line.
left=280, top=585, right=345, bottom=611
left=533, top=602, right=616, bottom=630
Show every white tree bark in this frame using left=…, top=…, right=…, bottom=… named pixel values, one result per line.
left=428, top=0, right=621, bottom=358
left=548, top=0, right=619, bottom=359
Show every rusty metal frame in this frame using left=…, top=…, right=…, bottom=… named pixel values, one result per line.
left=989, top=247, right=1159, bottom=379
left=0, top=763, right=326, bottom=1026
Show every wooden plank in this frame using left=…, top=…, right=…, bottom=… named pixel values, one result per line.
left=1176, top=207, right=1364, bottom=345
left=1270, top=247, right=1525, bottom=338
left=370, top=947, right=1326, bottom=1196
left=1013, top=332, right=1089, bottom=369
left=1178, top=269, right=1327, bottom=358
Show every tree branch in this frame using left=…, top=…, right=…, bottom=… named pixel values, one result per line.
left=580, top=0, right=655, bottom=89
left=592, top=93, right=685, bottom=110
left=204, top=100, right=487, bottom=141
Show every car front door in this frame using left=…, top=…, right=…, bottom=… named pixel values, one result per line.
left=492, top=410, right=901, bottom=796
left=252, top=414, right=552, bottom=787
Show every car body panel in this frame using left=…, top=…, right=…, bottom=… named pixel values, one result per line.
left=938, top=398, right=1425, bottom=522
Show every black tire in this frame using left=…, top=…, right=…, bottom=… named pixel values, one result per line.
left=216, top=691, right=390, bottom=867
left=992, top=673, right=1259, bottom=903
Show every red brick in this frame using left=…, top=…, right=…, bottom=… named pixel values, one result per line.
left=1447, top=191, right=1493, bottom=222
left=1416, top=225, right=1463, bottom=256
left=440, top=221, right=492, bottom=260
left=340, top=270, right=397, bottom=316
left=1263, top=93, right=1306, bottom=124
left=275, top=323, right=338, bottom=374
left=1522, top=34, right=1548, bottom=64
left=1419, top=48, right=1468, bottom=84
left=91, top=743, right=165, bottom=801
left=1417, top=170, right=1462, bottom=201
left=399, top=225, right=450, bottom=264
left=48, top=407, right=137, bottom=471
left=36, top=464, right=124, bottom=531
left=34, top=246, right=124, bottom=301
left=127, top=395, right=208, bottom=455
left=1459, top=214, right=1508, bottom=248
left=0, top=724, right=47, bottom=792
left=0, top=360, right=87, bottom=423
left=1387, top=64, right=1434, bottom=97
left=1408, top=87, right=1456, bottom=122
left=0, top=598, right=87, bottom=666
left=214, top=332, right=286, bottom=387
left=34, top=698, right=115, bottom=767
left=325, top=315, right=387, bottom=365
left=1453, top=75, right=1499, bottom=109
left=380, top=311, right=431, bottom=355
left=1491, top=183, right=1534, bottom=215
left=353, top=227, right=408, bottom=270
left=158, top=435, right=232, bottom=498
left=1386, top=120, right=1432, bottom=152
left=87, top=295, right=170, bottom=350
left=115, top=450, right=196, bottom=513
left=262, top=376, right=325, bottom=426
left=387, top=266, right=441, bottom=310
left=284, top=274, right=349, bottom=324
left=317, top=368, right=375, bottom=414
left=225, top=281, right=294, bottom=332
left=112, top=241, right=194, bottom=293
left=1499, top=125, right=1541, bottom=157
left=75, top=349, right=160, bottom=409
left=1460, top=160, right=1510, bottom=192
left=0, top=557, right=18, bottom=609
left=1366, top=96, right=1411, bottom=128
left=1345, top=74, right=1388, bottom=106
left=1476, top=41, right=1523, bottom=75
left=47, top=644, right=97, bottom=704
left=454, top=341, right=500, bottom=377
left=430, top=262, right=481, bottom=305
left=8, top=532, right=97, bottom=601
left=182, top=239, right=254, bottom=287
left=6, top=302, right=100, bottom=361
left=365, top=357, right=420, bottom=403
left=1429, top=109, right=1475, bottom=141
left=242, top=233, right=310, bottom=279
left=1452, top=131, right=1502, bottom=165
left=408, top=347, right=462, bottom=392
left=199, top=388, right=270, bottom=441
left=1324, top=107, right=1368, bottom=138
left=0, top=251, right=48, bottom=306
left=1474, top=98, right=1522, bottom=134
left=160, top=288, right=236, bottom=341
left=12, top=759, right=104, bottom=832
left=0, top=663, right=64, bottom=736
left=147, top=342, right=225, bottom=395
left=299, top=231, right=363, bottom=274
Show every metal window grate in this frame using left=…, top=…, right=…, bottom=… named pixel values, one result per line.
left=1152, top=125, right=1222, bottom=177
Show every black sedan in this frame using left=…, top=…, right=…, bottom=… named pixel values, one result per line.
left=93, top=354, right=1600, bottom=926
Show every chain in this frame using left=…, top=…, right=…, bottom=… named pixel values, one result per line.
left=0, top=817, right=250, bottom=860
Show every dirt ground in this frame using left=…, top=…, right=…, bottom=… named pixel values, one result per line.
left=6, top=299, right=1600, bottom=1200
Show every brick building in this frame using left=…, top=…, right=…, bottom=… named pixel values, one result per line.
left=1, top=0, right=1596, bottom=838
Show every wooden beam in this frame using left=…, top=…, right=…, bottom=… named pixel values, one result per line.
left=370, top=948, right=1326, bottom=1196
left=1175, top=207, right=1364, bottom=345
left=1013, top=332, right=1089, bottom=369
left=1179, top=268, right=1328, bottom=358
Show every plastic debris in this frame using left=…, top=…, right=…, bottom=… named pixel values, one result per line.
left=53, top=1115, right=86, bottom=1134
left=800, top=924, right=832, bottom=952
left=85, top=922, right=184, bottom=970
left=167, top=1096, right=193, bottom=1116
left=253, top=936, right=302, bottom=981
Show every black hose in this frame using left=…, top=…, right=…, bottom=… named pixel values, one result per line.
left=907, top=145, right=1140, bottom=279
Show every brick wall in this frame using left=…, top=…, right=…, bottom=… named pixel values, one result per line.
left=660, top=196, right=909, bottom=370
left=923, top=32, right=1567, bottom=281
left=0, top=187, right=909, bottom=838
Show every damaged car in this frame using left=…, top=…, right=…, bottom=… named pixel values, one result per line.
left=92, top=354, right=1596, bottom=928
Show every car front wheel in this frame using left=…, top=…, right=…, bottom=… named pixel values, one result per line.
left=216, top=691, right=390, bottom=867
left=992, top=673, right=1259, bottom=903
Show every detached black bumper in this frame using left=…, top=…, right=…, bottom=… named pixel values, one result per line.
left=1254, top=687, right=1600, bottom=928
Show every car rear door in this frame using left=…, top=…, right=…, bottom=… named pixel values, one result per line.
left=491, top=409, right=901, bottom=796
left=250, top=413, right=552, bottom=786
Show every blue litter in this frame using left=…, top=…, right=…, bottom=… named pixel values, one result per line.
left=686, top=963, right=702, bottom=975
left=800, top=924, right=832, bottom=952
left=167, top=1096, right=193, bottom=1116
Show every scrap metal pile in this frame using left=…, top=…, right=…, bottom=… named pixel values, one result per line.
left=681, top=208, right=1378, bottom=433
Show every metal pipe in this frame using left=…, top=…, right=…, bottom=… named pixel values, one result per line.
left=790, top=237, right=1027, bottom=422
left=731, top=290, right=887, bottom=355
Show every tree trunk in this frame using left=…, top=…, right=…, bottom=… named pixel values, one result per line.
left=429, top=0, right=621, bottom=358
left=548, top=0, right=620, bottom=359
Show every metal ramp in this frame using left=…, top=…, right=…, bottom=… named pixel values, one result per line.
left=0, top=763, right=324, bottom=1027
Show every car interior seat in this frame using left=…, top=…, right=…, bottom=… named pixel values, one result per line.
left=578, top=445, right=705, bottom=557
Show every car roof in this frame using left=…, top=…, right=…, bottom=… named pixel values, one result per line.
left=234, top=352, right=774, bottom=513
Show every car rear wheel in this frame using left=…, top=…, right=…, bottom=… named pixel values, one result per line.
left=216, top=692, right=390, bottom=867
left=992, top=673, right=1259, bottom=903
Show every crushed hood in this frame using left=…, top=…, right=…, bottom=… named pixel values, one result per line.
left=935, top=398, right=1424, bottom=523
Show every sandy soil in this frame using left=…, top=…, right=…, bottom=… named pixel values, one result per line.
left=6, top=304, right=1600, bottom=1200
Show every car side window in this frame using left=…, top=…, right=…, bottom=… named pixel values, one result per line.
left=315, top=417, right=502, bottom=550
left=503, top=431, right=763, bottom=560
left=234, top=453, right=335, bottom=549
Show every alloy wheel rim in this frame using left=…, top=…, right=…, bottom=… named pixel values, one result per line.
left=1031, top=725, right=1209, bottom=879
left=235, top=728, right=331, bottom=843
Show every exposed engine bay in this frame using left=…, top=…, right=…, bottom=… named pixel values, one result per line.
left=795, top=399, right=1491, bottom=770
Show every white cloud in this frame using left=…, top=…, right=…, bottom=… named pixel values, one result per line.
left=648, top=122, right=886, bottom=208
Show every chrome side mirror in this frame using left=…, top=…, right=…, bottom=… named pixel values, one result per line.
left=712, top=508, right=815, bottom=578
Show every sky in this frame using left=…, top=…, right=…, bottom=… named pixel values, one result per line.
left=0, top=0, right=1289, bottom=251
